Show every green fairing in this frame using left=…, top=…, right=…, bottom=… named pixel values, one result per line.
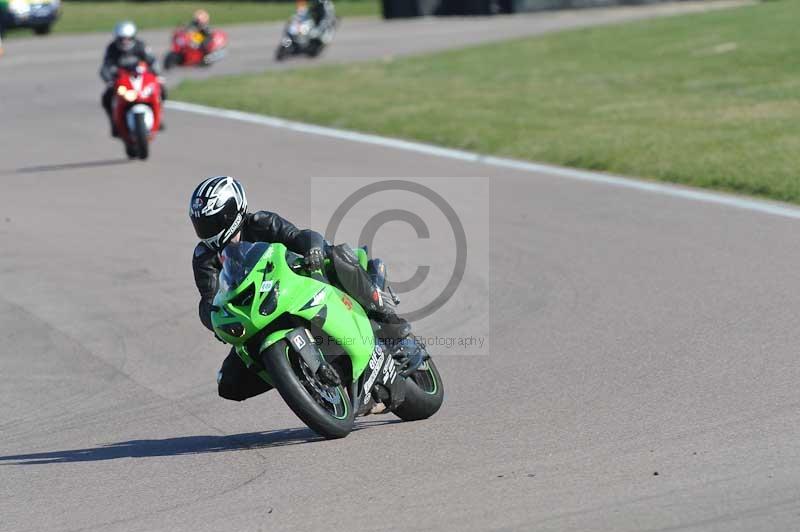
left=211, top=243, right=376, bottom=382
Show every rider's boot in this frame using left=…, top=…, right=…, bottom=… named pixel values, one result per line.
left=371, top=307, right=414, bottom=373
left=371, top=289, right=426, bottom=376
left=363, top=281, right=408, bottom=341
left=374, top=310, right=411, bottom=344
left=104, top=106, right=118, bottom=137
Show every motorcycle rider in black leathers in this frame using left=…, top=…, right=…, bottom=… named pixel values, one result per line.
left=189, top=176, right=411, bottom=402
left=308, top=0, right=326, bottom=25
left=99, top=21, right=166, bottom=137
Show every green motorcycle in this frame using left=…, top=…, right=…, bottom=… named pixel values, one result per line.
left=211, top=241, right=444, bottom=439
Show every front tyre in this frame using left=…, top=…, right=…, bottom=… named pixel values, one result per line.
left=392, top=358, right=444, bottom=421
left=125, top=144, right=137, bottom=159
left=33, top=24, right=52, bottom=35
left=164, top=52, right=181, bottom=70
left=262, top=341, right=354, bottom=439
left=275, top=44, right=290, bottom=62
left=133, top=113, right=149, bottom=160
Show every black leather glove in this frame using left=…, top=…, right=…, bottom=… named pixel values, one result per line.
left=304, top=247, right=324, bottom=271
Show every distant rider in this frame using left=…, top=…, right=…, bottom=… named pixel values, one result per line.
left=189, top=176, right=411, bottom=402
left=297, top=0, right=334, bottom=31
left=99, top=21, right=166, bottom=136
left=186, top=9, right=213, bottom=54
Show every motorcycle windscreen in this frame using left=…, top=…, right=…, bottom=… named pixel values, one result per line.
left=218, top=241, right=270, bottom=296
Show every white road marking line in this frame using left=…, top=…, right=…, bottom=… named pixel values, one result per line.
left=166, top=100, right=800, bottom=221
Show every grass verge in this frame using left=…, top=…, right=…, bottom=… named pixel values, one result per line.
left=174, top=1, right=800, bottom=204
left=5, top=1, right=377, bottom=36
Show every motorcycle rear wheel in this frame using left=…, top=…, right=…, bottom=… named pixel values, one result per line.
left=307, top=41, right=324, bottom=58
left=262, top=340, right=354, bottom=439
left=392, top=357, right=444, bottom=422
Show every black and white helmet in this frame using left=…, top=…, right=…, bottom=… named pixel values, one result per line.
left=189, top=176, right=248, bottom=252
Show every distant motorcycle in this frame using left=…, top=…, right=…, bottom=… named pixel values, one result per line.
left=275, top=3, right=336, bottom=61
left=111, top=58, right=163, bottom=160
left=164, top=27, right=228, bottom=70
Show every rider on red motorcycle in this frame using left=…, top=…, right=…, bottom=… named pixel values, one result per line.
left=187, top=9, right=213, bottom=54
left=99, top=21, right=166, bottom=136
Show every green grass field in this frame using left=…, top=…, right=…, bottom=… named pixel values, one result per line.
left=174, top=1, right=800, bottom=204
left=5, top=1, right=377, bottom=35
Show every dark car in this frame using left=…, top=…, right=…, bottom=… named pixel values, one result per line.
left=2, top=0, right=61, bottom=36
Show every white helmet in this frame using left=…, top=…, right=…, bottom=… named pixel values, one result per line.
left=113, top=21, right=137, bottom=52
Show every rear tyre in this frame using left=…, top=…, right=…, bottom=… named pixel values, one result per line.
left=163, top=52, right=181, bottom=70
left=125, top=144, right=137, bottom=159
left=307, top=41, right=323, bottom=58
left=133, top=113, right=149, bottom=160
left=262, top=340, right=354, bottom=439
left=33, top=25, right=52, bottom=35
left=392, top=357, right=444, bottom=421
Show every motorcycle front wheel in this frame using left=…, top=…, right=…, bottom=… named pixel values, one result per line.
left=125, top=144, right=137, bottom=159
left=133, top=113, right=149, bottom=160
left=275, top=45, right=291, bottom=62
left=163, top=52, right=181, bottom=70
left=262, top=340, right=354, bottom=439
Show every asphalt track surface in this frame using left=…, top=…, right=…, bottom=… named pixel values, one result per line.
left=3, top=2, right=798, bottom=531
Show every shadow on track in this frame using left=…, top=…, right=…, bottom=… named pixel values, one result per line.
left=0, top=419, right=401, bottom=465
left=14, top=159, right=131, bottom=174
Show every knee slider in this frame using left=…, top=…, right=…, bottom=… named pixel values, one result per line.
left=217, top=370, right=248, bottom=402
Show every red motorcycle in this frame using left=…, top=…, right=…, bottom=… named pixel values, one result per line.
left=163, top=27, right=228, bottom=69
left=112, top=59, right=162, bottom=160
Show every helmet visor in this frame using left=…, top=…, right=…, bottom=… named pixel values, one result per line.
left=192, top=201, right=242, bottom=250
left=117, top=37, right=134, bottom=51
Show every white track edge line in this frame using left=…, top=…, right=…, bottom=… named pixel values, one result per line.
left=166, top=100, right=800, bottom=221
